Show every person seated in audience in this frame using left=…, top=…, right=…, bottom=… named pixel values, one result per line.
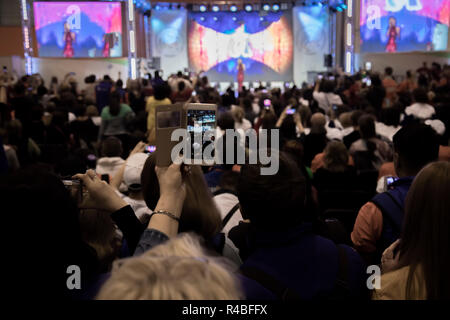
left=232, top=106, right=252, bottom=132
left=313, top=141, right=358, bottom=195
left=95, top=75, right=113, bottom=112
left=212, top=171, right=243, bottom=236
left=111, top=141, right=152, bottom=224
left=234, top=152, right=367, bottom=300
left=343, top=110, right=363, bottom=149
left=313, top=79, right=343, bottom=114
left=365, top=75, right=386, bottom=115
left=96, top=233, right=243, bottom=300
left=349, top=115, right=392, bottom=171
left=146, top=83, right=172, bottom=144
left=351, top=123, right=439, bottom=264
left=98, top=91, right=135, bottom=154
left=1, top=167, right=102, bottom=299
left=374, top=161, right=450, bottom=300
left=171, top=79, right=192, bottom=103
left=382, top=67, right=398, bottom=104
left=95, top=136, right=125, bottom=186
left=375, top=106, right=401, bottom=142
left=139, top=153, right=241, bottom=266
left=69, top=104, right=98, bottom=150
left=404, top=87, right=435, bottom=120
left=301, top=113, right=329, bottom=167
left=397, top=70, right=417, bottom=94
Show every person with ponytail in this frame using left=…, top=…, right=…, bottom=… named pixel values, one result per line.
left=349, top=114, right=392, bottom=171
left=374, top=161, right=450, bottom=300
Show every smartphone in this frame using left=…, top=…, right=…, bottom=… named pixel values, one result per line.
left=185, top=104, right=217, bottom=166
left=365, top=61, right=372, bottom=71
left=264, top=99, right=271, bottom=107
left=317, top=74, right=323, bottom=80
left=145, top=145, right=156, bottom=154
left=332, top=104, right=338, bottom=111
left=329, top=76, right=335, bottom=81
left=286, top=107, right=296, bottom=115
left=384, top=176, right=399, bottom=191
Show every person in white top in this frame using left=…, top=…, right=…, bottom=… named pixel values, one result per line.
left=313, top=79, right=343, bottom=113
left=376, top=107, right=402, bottom=142
left=404, top=88, right=435, bottom=120
left=212, top=171, right=243, bottom=236
left=232, top=106, right=252, bottom=131
left=95, top=137, right=126, bottom=190
left=111, top=142, right=152, bottom=223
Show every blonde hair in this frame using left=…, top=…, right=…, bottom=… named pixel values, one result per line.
left=232, top=106, right=245, bottom=124
left=96, top=233, right=244, bottom=300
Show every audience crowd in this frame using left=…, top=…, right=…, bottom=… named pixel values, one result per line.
left=0, top=63, right=449, bottom=300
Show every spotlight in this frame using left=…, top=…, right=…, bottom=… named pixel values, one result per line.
left=230, top=5, right=238, bottom=12
left=199, top=5, right=207, bottom=12
left=262, top=4, right=270, bottom=11
left=245, top=4, right=252, bottom=12
left=232, top=16, right=237, bottom=21
left=154, top=4, right=161, bottom=10
left=212, top=5, right=220, bottom=12
left=336, top=6, right=343, bottom=12
left=213, top=16, right=218, bottom=21
left=272, top=4, right=280, bottom=11
left=200, top=16, right=205, bottom=21
left=341, top=4, right=348, bottom=9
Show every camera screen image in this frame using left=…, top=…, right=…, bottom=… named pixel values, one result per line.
left=186, top=109, right=216, bottom=161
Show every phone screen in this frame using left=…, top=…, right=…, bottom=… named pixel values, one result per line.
left=264, top=99, right=271, bottom=107
left=386, top=176, right=398, bottom=186
left=186, top=109, right=216, bottom=162
left=286, top=108, right=296, bottom=115
left=145, top=145, right=156, bottom=154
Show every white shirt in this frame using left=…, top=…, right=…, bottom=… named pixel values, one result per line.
left=235, top=119, right=252, bottom=132
left=213, top=193, right=243, bottom=236
left=375, top=122, right=401, bottom=142
left=404, top=103, right=435, bottom=120
left=313, top=91, right=343, bottom=112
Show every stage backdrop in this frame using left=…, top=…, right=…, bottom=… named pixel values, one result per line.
left=293, top=5, right=330, bottom=85
left=188, top=10, right=293, bottom=83
left=360, top=0, right=449, bottom=53
left=33, top=2, right=123, bottom=58
left=149, top=7, right=329, bottom=85
left=150, top=8, right=189, bottom=77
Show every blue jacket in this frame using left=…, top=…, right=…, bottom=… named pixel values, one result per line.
left=240, top=223, right=367, bottom=300
left=371, top=176, right=414, bottom=256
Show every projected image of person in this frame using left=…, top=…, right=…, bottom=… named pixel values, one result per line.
left=385, top=17, right=400, bottom=53
left=63, top=22, right=75, bottom=58
left=237, top=59, right=245, bottom=92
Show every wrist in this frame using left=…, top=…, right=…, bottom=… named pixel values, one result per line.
left=108, top=197, right=129, bottom=212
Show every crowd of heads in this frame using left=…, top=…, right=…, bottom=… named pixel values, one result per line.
left=0, top=61, right=449, bottom=300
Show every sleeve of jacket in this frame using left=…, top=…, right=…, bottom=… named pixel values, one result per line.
left=111, top=205, right=146, bottom=255
left=351, top=202, right=384, bottom=254
left=134, top=229, right=170, bottom=256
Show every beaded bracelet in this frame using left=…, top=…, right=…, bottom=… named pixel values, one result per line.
left=151, top=210, right=180, bottom=222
